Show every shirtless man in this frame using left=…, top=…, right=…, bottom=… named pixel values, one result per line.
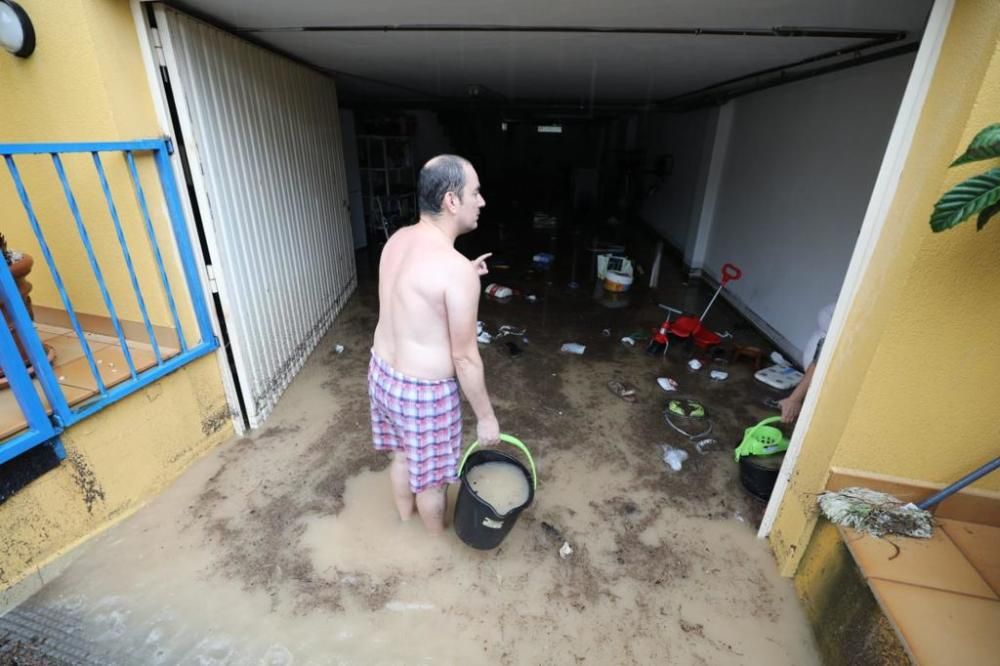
left=368, top=154, right=501, bottom=533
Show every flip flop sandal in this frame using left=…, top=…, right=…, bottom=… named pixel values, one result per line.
left=607, top=380, right=638, bottom=403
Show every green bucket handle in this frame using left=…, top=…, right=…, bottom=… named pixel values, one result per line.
left=735, top=416, right=787, bottom=462
left=747, top=415, right=783, bottom=439
left=459, top=434, right=537, bottom=491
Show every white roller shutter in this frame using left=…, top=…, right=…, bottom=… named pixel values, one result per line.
left=154, top=4, right=356, bottom=427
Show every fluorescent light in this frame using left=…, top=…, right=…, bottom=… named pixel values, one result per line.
left=537, top=124, right=563, bottom=134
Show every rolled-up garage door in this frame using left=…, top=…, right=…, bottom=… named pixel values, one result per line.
left=153, top=4, right=357, bottom=428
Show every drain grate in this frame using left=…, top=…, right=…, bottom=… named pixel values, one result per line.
left=0, top=606, right=107, bottom=666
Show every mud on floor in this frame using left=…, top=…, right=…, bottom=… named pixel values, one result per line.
left=3, top=277, right=818, bottom=664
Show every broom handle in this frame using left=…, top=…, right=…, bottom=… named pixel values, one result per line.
left=917, top=455, right=1000, bottom=510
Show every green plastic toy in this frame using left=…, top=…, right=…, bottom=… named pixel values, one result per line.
left=734, top=416, right=789, bottom=461
left=667, top=399, right=705, bottom=419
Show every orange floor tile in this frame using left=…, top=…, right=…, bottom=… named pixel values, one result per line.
left=842, top=523, right=1000, bottom=665
left=868, top=579, right=1000, bottom=665
left=939, top=519, right=1000, bottom=596
left=842, top=526, right=997, bottom=600
left=0, top=325, right=179, bottom=442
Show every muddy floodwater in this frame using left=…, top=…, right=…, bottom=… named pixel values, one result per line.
left=2, top=273, right=819, bottom=665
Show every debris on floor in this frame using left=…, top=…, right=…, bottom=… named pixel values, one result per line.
left=668, top=399, right=706, bottom=419
left=477, top=321, right=492, bottom=344
left=621, top=336, right=636, bottom=347
left=688, top=359, right=703, bottom=371
left=559, top=541, right=573, bottom=559
left=532, top=252, right=555, bottom=270
left=504, top=341, right=523, bottom=357
left=709, top=351, right=729, bottom=367
left=484, top=283, right=513, bottom=299
left=695, top=438, right=718, bottom=454
left=709, top=370, right=729, bottom=381
left=334, top=344, right=345, bottom=354
left=754, top=364, right=803, bottom=390
left=495, top=325, right=526, bottom=338
left=665, top=400, right=713, bottom=440
left=601, top=328, right=611, bottom=337
left=661, top=445, right=689, bottom=471
left=596, top=253, right=633, bottom=282
left=560, top=343, right=586, bottom=355
left=607, top=380, right=638, bottom=403
left=656, top=377, right=678, bottom=392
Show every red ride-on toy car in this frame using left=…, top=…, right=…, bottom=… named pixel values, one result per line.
left=647, top=263, right=742, bottom=355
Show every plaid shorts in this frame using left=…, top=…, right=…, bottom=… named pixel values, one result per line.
left=368, top=351, right=463, bottom=494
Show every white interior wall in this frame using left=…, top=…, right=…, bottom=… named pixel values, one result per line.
left=701, top=54, right=916, bottom=361
left=638, top=109, right=715, bottom=254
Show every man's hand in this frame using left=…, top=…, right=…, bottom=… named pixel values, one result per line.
left=476, top=415, right=501, bottom=447
left=778, top=396, right=802, bottom=423
left=471, top=253, right=492, bottom=276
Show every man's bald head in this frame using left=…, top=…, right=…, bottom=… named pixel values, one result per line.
left=418, top=154, right=471, bottom=216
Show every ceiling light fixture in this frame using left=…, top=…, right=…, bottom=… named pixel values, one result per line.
left=0, top=0, right=35, bottom=58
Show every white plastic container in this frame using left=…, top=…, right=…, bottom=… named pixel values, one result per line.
left=603, top=270, right=633, bottom=293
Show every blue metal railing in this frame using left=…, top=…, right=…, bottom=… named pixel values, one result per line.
left=0, top=138, right=219, bottom=466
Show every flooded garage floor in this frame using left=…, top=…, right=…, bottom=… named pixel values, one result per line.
left=1, top=261, right=820, bottom=665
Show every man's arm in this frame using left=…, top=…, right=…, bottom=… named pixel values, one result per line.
left=445, top=261, right=500, bottom=445
left=778, top=361, right=816, bottom=423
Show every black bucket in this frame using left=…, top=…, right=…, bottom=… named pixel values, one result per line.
left=454, top=448, right=535, bottom=550
left=739, top=451, right=785, bottom=501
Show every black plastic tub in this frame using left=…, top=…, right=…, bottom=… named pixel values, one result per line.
left=739, top=451, right=786, bottom=501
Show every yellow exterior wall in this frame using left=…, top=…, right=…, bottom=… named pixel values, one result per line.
left=0, top=356, right=231, bottom=607
left=0, top=1, right=232, bottom=603
left=0, top=0, right=194, bottom=335
left=771, top=0, right=1000, bottom=574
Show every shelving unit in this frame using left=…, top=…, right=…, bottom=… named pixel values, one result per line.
left=358, top=134, right=416, bottom=240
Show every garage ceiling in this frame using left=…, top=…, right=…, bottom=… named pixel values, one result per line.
left=160, top=1, right=933, bottom=108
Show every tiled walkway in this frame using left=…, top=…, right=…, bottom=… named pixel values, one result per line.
left=842, top=517, right=1000, bottom=664
left=0, top=323, right=178, bottom=439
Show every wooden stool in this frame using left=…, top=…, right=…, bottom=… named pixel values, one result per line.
left=732, top=345, right=765, bottom=370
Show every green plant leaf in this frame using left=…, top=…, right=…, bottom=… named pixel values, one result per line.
left=951, top=124, right=1000, bottom=166
left=977, top=201, right=1000, bottom=230
left=929, top=167, right=1000, bottom=232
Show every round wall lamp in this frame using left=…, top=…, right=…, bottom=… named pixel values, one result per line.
left=0, top=1, right=35, bottom=58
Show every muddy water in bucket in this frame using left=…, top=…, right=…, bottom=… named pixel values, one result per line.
left=454, top=436, right=536, bottom=550
left=467, top=461, right=531, bottom=514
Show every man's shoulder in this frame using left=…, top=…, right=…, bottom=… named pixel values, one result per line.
left=421, top=246, right=473, bottom=273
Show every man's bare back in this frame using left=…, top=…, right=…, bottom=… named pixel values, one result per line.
left=372, top=222, right=471, bottom=380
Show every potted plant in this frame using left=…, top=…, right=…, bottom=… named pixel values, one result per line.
left=0, top=233, right=54, bottom=386
left=929, top=124, right=1000, bottom=232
